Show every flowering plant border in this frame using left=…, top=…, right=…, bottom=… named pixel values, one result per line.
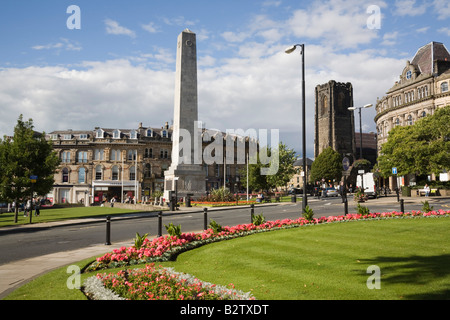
left=86, top=209, right=450, bottom=272
left=84, top=263, right=255, bottom=300
left=83, top=209, right=450, bottom=301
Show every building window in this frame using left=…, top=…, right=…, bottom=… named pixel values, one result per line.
left=78, top=151, right=88, bottom=163
left=61, top=151, right=71, bottom=163
left=162, top=130, right=167, bottom=138
left=146, top=129, right=152, bottom=137
left=144, top=163, right=151, bottom=178
left=144, top=148, right=153, bottom=158
left=128, top=150, right=137, bottom=161
left=78, top=167, right=86, bottom=184
left=111, top=149, right=121, bottom=161
left=79, top=134, right=88, bottom=139
left=129, top=166, right=136, bottom=180
left=160, top=149, right=168, bottom=159
left=96, top=129, right=104, bottom=139
left=51, top=134, right=58, bottom=140
left=395, top=118, right=400, bottom=126
left=62, top=168, right=69, bottom=183
left=421, top=111, right=426, bottom=118
left=441, top=82, right=449, bottom=93
left=130, top=130, right=137, bottom=139
left=63, top=134, right=72, bottom=140
left=94, top=149, right=104, bottom=160
left=407, top=115, right=413, bottom=125
left=113, top=130, right=121, bottom=139
left=112, top=166, right=119, bottom=181
left=95, top=165, right=102, bottom=180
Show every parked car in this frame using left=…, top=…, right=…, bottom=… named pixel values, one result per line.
left=324, top=187, right=339, bottom=197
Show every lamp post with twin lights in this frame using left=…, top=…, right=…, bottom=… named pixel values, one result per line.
left=348, top=104, right=373, bottom=160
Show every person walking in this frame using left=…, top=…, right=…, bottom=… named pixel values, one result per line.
left=34, top=199, right=40, bottom=217
left=25, top=199, right=31, bottom=217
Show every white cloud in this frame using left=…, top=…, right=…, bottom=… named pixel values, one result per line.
left=141, top=22, right=160, bottom=34
left=382, top=31, right=399, bottom=46
left=394, top=0, right=429, bottom=16
left=32, top=38, right=82, bottom=52
left=432, top=0, right=450, bottom=20
left=104, top=19, right=136, bottom=38
left=438, top=27, right=450, bottom=36
left=416, top=26, right=430, bottom=33
left=0, top=60, right=173, bottom=137
left=162, top=16, right=197, bottom=27
left=287, top=0, right=382, bottom=49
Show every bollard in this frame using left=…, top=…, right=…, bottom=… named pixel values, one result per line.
left=250, top=204, right=254, bottom=223
left=203, top=207, right=208, bottom=230
left=105, top=216, right=111, bottom=245
left=158, top=211, right=162, bottom=237
left=400, top=199, right=404, bottom=213
left=344, top=198, right=348, bottom=215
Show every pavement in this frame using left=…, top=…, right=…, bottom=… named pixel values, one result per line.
left=1, top=195, right=448, bottom=299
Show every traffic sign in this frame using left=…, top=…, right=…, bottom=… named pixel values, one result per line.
left=392, top=167, right=397, bottom=175
left=30, top=175, right=38, bottom=183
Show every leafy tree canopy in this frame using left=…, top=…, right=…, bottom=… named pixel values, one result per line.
left=377, top=105, right=449, bottom=177
left=310, top=147, right=342, bottom=183
left=0, top=115, right=60, bottom=221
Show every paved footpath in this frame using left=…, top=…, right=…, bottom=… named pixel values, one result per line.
left=1, top=196, right=447, bottom=299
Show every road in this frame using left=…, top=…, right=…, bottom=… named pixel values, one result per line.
left=1, top=195, right=448, bottom=266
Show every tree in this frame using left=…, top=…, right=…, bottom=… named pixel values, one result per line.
left=240, top=142, right=297, bottom=192
left=377, top=105, right=450, bottom=177
left=266, top=143, right=297, bottom=189
left=0, top=115, right=60, bottom=223
left=310, top=147, right=342, bottom=183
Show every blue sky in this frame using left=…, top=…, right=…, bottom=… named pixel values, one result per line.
left=1, top=0, right=449, bottom=157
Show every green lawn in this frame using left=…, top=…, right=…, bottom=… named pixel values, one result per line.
left=0, top=206, right=146, bottom=228
left=4, top=217, right=450, bottom=300
left=159, top=218, right=450, bottom=300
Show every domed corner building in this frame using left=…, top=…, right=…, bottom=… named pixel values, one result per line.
left=375, top=41, right=450, bottom=189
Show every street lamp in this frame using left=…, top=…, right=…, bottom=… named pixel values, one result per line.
left=348, top=104, right=372, bottom=159
left=285, top=43, right=307, bottom=212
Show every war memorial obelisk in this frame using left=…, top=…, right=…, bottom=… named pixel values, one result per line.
left=164, top=29, right=206, bottom=200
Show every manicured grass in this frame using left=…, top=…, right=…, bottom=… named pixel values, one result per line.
left=0, top=206, right=145, bottom=228
left=4, top=217, right=449, bottom=300
left=4, top=257, right=95, bottom=300
left=159, top=218, right=450, bottom=300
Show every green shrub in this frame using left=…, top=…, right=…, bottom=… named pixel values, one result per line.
left=252, top=213, right=266, bottom=226
left=302, top=205, right=314, bottom=221
left=208, top=219, right=224, bottom=233
left=356, top=203, right=370, bottom=215
left=421, top=200, right=434, bottom=212
left=164, top=223, right=182, bottom=238
left=134, top=232, right=149, bottom=249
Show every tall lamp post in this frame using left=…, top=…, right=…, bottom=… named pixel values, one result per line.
left=285, top=43, right=307, bottom=211
left=348, top=104, right=373, bottom=159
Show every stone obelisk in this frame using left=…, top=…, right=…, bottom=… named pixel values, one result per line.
left=164, top=29, right=206, bottom=200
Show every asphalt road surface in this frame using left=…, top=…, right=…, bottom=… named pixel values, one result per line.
left=1, top=195, right=448, bottom=265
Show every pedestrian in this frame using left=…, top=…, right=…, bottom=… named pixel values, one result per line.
left=35, top=199, right=40, bottom=217
left=25, top=199, right=31, bottom=217
left=424, top=184, right=430, bottom=197
left=110, top=197, right=116, bottom=207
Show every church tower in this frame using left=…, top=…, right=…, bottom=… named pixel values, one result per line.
left=314, top=80, right=356, bottom=159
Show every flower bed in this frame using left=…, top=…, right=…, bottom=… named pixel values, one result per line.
left=191, top=200, right=257, bottom=207
left=87, top=209, right=450, bottom=272
left=84, top=263, right=255, bottom=300
left=83, top=209, right=450, bottom=300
